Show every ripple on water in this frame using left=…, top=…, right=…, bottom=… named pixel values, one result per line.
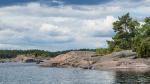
left=0, top=63, right=150, bottom=84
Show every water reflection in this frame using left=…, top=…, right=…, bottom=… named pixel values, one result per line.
left=1, top=63, right=150, bottom=84
left=114, top=70, right=150, bottom=84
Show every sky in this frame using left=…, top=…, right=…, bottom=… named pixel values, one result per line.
left=0, top=0, right=149, bottom=51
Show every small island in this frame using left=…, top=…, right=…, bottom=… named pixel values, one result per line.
left=0, top=13, right=149, bottom=72
left=0, top=0, right=150, bottom=84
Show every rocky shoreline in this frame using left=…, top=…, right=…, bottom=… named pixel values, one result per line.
left=0, top=55, right=44, bottom=64
left=39, top=50, right=150, bottom=71
left=1, top=50, right=150, bottom=71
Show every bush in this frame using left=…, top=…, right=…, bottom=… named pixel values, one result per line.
left=137, top=37, right=150, bottom=58
left=96, top=48, right=110, bottom=56
left=113, top=46, right=123, bottom=52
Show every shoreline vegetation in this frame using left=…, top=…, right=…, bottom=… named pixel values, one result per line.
left=0, top=49, right=95, bottom=63
left=0, top=13, right=149, bottom=71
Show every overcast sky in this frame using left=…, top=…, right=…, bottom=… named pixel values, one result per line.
left=0, top=0, right=149, bottom=51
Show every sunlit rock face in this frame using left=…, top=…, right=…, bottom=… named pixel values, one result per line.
left=40, top=51, right=96, bottom=68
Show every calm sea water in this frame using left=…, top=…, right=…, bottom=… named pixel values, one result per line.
left=0, top=63, right=150, bottom=84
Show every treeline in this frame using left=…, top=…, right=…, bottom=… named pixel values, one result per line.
left=0, top=50, right=57, bottom=59
left=97, top=13, right=150, bottom=58
left=0, top=49, right=95, bottom=59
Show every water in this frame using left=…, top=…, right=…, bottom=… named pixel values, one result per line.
left=0, top=63, right=150, bottom=84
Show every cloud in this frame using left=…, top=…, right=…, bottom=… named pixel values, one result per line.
left=83, top=16, right=116, bottom=33
left=0, top=0, right=149, bottom=51
left=40, top=23, right=70, bottom=36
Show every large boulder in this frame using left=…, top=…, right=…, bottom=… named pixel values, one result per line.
left=111, top=50, right=137, bottom=58
left=77, top=60, right=93, bottom=69
left=23, top=57, right=36, bottom=63
left=13, top=55, right=36, bottom=63
left=40, top=51, right=96, bottom=68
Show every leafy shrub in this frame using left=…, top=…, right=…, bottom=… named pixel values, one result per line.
left=96, top=48, right=110, bottom=56
left=137, top=37, right=150, bottom=58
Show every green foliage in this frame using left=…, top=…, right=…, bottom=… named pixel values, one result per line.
left=108, top=13, right=139, bottom=50
left=137, top=37, right=150, bottom=58
left=0, top=49, right=96, bottom=59
left=96, top=48, right=110, bottom=55
left=107, top=40, right=116, bottom=52
left=0, top=50, right=58, bottom=58
left=134, top=17, right=150, bottom=58
left=107, top=13, right=150, bottom=58
left=113, top=46, right=123, bottom=52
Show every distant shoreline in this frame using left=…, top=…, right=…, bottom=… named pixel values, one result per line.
left=1, top=50, right=150, bottom=72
